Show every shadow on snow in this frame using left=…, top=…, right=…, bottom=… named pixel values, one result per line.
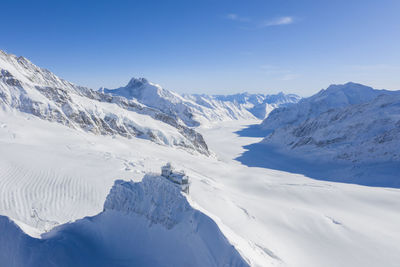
left=235, top=125, right=400, bottom=188
left=234, top=124, right=273, bottom=138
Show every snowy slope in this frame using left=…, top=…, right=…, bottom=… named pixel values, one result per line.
left=102, top=78, right=255, bottom=126
left=184, top=92, right=300, bottom=122
left=1, top=110, right=400, bottom=267
left=263, top=93, right=400, bottom=163
left=212, top=92, right=301, bottom=119
left=0, top=50, right=209, bottom=155
left=261, top=83, right=400, bottom=162
left=102, top=78, right=300, bottom=126
left=261, top=82, right=396, bottom=130
left=255, top=83, right=400, bottom=186
left=0, top=176, right=248, bottom=267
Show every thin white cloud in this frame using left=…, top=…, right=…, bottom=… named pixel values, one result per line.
left=225, top=13, right=250, bottom=22
left=225, top=14, right=296, bottom=29
left=226, top=13, right=238, bottom=20
left=261, top=16, right=294, bottom=27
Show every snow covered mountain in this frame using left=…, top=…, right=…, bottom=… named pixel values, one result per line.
left=212, top=92, right=301, bottom=119
left=0, top=176, right=248, bottom=267
left=0, top=50, right=209, bottom=155
left=261, top=82, right=400, bottom=164
left=101, top=78, right=300, bottom=126
left=261, top=82, right=394, bottom=130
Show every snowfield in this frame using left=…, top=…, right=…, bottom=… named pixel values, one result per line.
left=1, top=111, right=400, bottom=267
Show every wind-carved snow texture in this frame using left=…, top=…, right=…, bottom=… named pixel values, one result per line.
left=101, top=78, right=300, bottom=127
left=0, top=176, right=249, bottom=267
left=0, top=50, right=209, bottom=155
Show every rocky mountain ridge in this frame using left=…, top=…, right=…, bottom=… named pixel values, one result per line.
left=0, top=50, right=209, bottom=155
left=261, top=82, right=400, bottom=163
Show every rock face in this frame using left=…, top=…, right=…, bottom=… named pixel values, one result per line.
left=0, top=176, right=249, bottom=267
left=0, top=50, right=209, bottom=155
left=261, top=82, right=400, bottom=163
left=102, top=78, right=301, bottom=126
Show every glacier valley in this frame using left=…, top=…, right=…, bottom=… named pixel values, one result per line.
left=0, top=50, right=399, bottom=267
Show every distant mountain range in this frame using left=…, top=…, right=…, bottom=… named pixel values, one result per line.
left=101, top=77, right=300, bottom=127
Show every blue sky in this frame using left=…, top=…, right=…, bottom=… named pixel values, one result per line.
left=1, top=0, right=399, bottom=96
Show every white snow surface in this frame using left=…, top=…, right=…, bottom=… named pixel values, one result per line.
left=0, top=110, right=400, bottom=266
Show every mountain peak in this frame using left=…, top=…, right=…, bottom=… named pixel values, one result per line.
left=127, top=77, right=149, bottom=88
left=17, top=56, right=31, bottom=64
left=324, top=82, right=373, bottom=93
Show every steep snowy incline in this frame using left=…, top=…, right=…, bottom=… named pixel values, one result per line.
left=0, top=176, right=248, bottom=267
left=102, top=78, right=300, bottom=126
left=261, top=82, right=396, bottom=130
left=263, top=93, right=400, bottom=163
left=0, top=50, right=84, bottom=92
left=101, top=78, right=204, bottom=126
left=0, top=50, right=209, bottom=155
